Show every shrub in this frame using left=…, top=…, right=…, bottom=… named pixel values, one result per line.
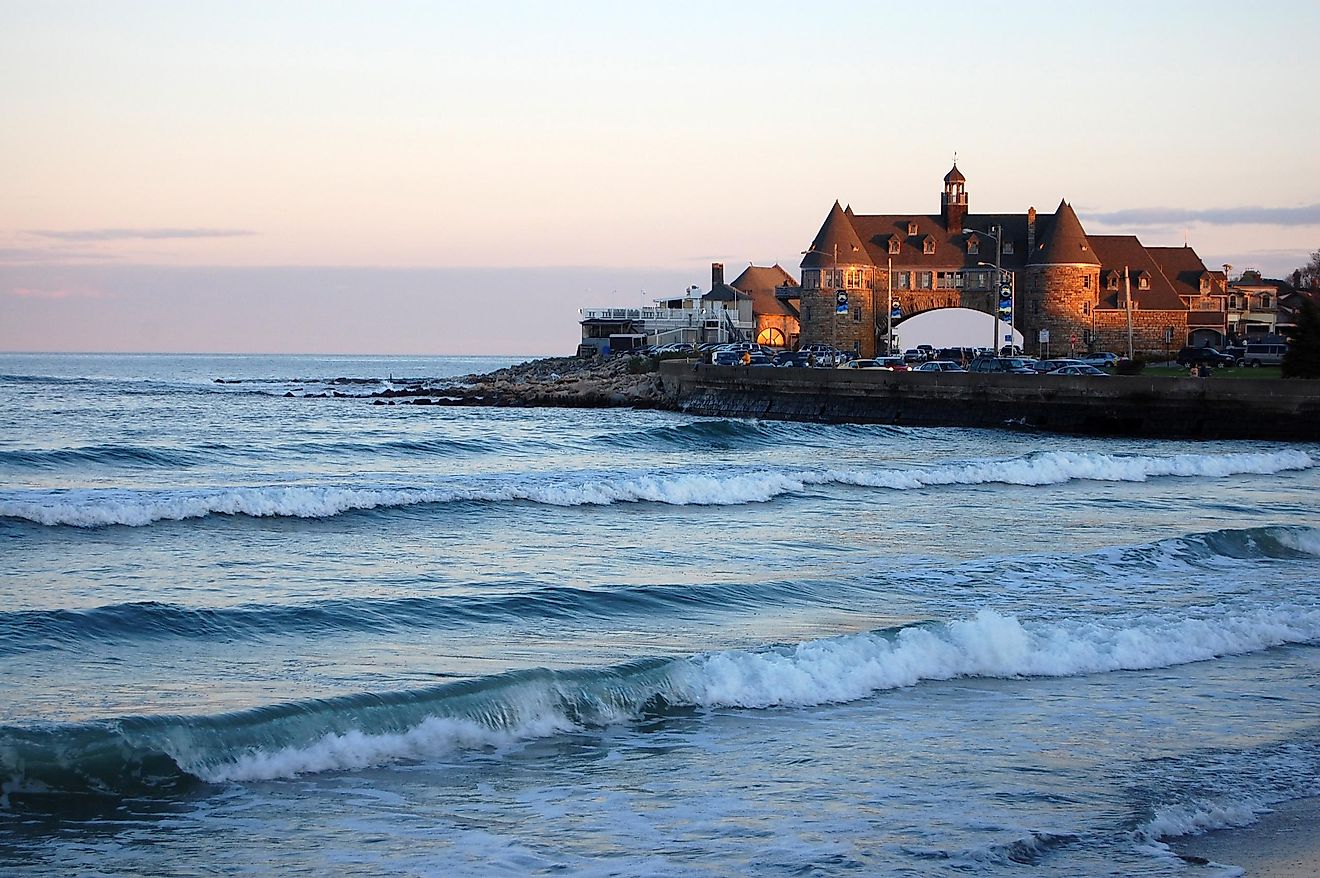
left=626, top=356, right=658, bottom=374
left=1114, top=356, right=1146, bottom=375
left=1282, top=299, right=1320, bottom=378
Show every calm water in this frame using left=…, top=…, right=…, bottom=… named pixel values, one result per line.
left=2, top=353, right=1318, bottom=877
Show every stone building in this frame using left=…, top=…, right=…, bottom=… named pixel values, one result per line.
left=790, top=164, right=1228, bottom=358
left=729, top=264, right=799, bottom=349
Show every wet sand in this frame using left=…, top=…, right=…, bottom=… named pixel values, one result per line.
left=1172, top=797, right=1320, bottom=877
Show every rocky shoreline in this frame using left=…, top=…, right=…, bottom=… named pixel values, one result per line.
left=362, top=355, right=675, bottom=409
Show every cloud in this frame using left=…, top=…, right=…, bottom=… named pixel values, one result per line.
left=25, top=228, right=258, bottom=241
left=7, top=285, right=106, bottom=300
left=1086, top=205, right=1320, bottom=227
left=0, top=246, right=117, bottom=263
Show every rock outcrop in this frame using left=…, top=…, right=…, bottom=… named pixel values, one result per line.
left=369, top=355, right=678, bottom=409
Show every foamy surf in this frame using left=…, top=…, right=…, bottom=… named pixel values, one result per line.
left=10, top=604, right=1309, bottom=792
left=2, top=448, right=1313, bottom=527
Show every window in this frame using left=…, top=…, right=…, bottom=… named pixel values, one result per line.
left=1107, top=275, right=1118, bottom=291
left=888, top=237, right=901, bottom=255
left=967, top=237, right=979, bottom=255
left=922, top=237, right=935, bottom=255
left=937, top=271, right=963, bottom=290
left=804, top=305, right=813, bottom=320
left=1261, top=294, right=1272, bottom=309
left=803, top=270, right=819, bottom=290
left=852, top=306, right=862, bottom=323
left=1138, top=276, right=1149, bottom=290
left=896, top=271, right=911, bottom=290
left=1083, top=302, right=1091, bottom=316
left=907, top=221, right=919, bottom=236
left=1003, top=241, right=1014, bottom=255
left=1083, top=275, right=1091, bottom=289
left=918, top=272, right=933, bottom=289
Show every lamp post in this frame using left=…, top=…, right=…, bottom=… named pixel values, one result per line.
left=963, top=227, right=1014, bottom=356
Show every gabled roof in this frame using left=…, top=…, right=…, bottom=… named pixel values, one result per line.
left=1031, top=199, right=1100, bottom=266
left=1087, top=235, right=1187, bottom=310
left=844, top=212, right=1035, bottom=271
left=702, top=282, right=745, bottom=303
left=730, top=264, right=799, bottom=317
left=1147, top=246, right=1214, bottom=300
left=801, top=201, right=872, bottom=268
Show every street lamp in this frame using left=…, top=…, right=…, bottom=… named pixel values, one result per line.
left=963, top=227, right=1015, bottom=356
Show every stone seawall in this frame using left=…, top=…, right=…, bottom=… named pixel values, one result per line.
left=660, top=362, right=1320, bottom=441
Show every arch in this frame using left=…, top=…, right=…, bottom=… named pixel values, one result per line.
left=756, top=326, right=786, bottom=348
left=885, top=307, right=1024, bottom=350
left=1188, top=328, right=1224, bottom=348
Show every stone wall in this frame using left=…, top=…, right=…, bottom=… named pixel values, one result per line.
left=660, top=361, right=1320, bottom=441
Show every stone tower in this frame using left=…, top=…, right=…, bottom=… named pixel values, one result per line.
left=941, top=163, right=967, bottom=233
left=798, top=200, right=878, bottom=356
left=1021, top=199, right=1101, bottom=351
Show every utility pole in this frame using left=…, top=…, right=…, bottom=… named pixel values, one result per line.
left=886, top=255, right=893, bottom=356
left=1124, top=265, right=1134, bottom=360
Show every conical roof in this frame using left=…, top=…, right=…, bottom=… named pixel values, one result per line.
left=801, top=200, right=871, bottom=268
left=944, top=162, right=965, bottom=184
left=1032, top=198, right=1100, bottom=265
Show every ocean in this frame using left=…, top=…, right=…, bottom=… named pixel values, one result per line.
left=1, top=352, right=1318, bottom=877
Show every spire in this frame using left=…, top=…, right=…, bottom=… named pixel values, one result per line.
left=1032, top=198, right=1100, bottom=265
left=941, top=162, right=968, bottom=231
left=801, top=200, right=871, bottom=268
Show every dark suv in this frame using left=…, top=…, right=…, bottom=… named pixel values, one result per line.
left=967, top=357, right=1036, bottom=374
left=1175, top=347, right=1236, bottom=368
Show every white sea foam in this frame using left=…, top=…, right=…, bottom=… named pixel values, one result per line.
left=1141, top=799, right=1267, bottom=840
left=194, top=606, right=1320, bottom=781
left=1277, top=527, right=1320, bottom=556
left=678, top=606, right=1320, bottom=709
left=2, top=449, right=1313, bottom=527
left=197, top=713, right=578, bottom=783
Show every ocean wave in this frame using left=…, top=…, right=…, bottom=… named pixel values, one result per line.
left=3, top=449, right=1312, bottom=528
left=5, top=525, right=1316, bottom=655
left=0, top=580, right=796, bottom=657
left=4, top=605, right=1318, bottom=797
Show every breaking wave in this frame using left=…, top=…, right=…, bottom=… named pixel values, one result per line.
left=2, top=449, right=1312, bottom=528
left=5, top=605, right=1318, bottom=798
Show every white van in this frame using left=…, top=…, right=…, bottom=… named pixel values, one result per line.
left=1241, top=343, right=1287, bottom=367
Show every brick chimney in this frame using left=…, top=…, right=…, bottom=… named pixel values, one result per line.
left=1027, top=207, right=1037, bottom=253
left=712, top=262, right=724, bottom=288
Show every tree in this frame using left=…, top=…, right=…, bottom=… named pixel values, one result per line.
left=1296, top=249, right=1320, bottom=291
left=1282, top=298, right=1320, bottom=378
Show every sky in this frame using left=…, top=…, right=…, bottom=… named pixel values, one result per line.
left=3, top=0, right=1319, bottom=356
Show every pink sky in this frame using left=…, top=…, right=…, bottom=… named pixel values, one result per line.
left=3, top=1, right=1318, bottom=355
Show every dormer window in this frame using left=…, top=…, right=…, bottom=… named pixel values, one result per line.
left=1106, top=272, right=1119, bottom=291
left=1138, top=276, right=1149, bottom=290
left=1003, top=241, right=1014, bottom=255
left=1261, top=293, right=1272, bottom=309
left=967, top=236, right=979, bottom=255
left=922, top=236, right=935, bottom=255
left=1199, top=276, right=1210, bottom=293
left=907, top=221, right=919, bottom=236
left=888, top=236, right=901, bottom=255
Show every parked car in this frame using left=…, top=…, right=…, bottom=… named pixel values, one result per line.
left=1175, top=346, right=1236, bottom=368
left=1046, top=364, right=1109, bottom=376
left=874, top=356, right=909, bottom=371
left=912, top=360, right=965, bottom=372
left=773, top=351, right=812, bottom=367
left=967, top=357, right=1036, bottom=374
left=1079, top=352, right=1121, bottom=368
left=837, top=358, right=894, bottom=370
left=1032, top=358, right=1086, bottom=373
left=1241, top=342, right=1287, bottom=367
left=902, top=348, right=927, bottom=364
